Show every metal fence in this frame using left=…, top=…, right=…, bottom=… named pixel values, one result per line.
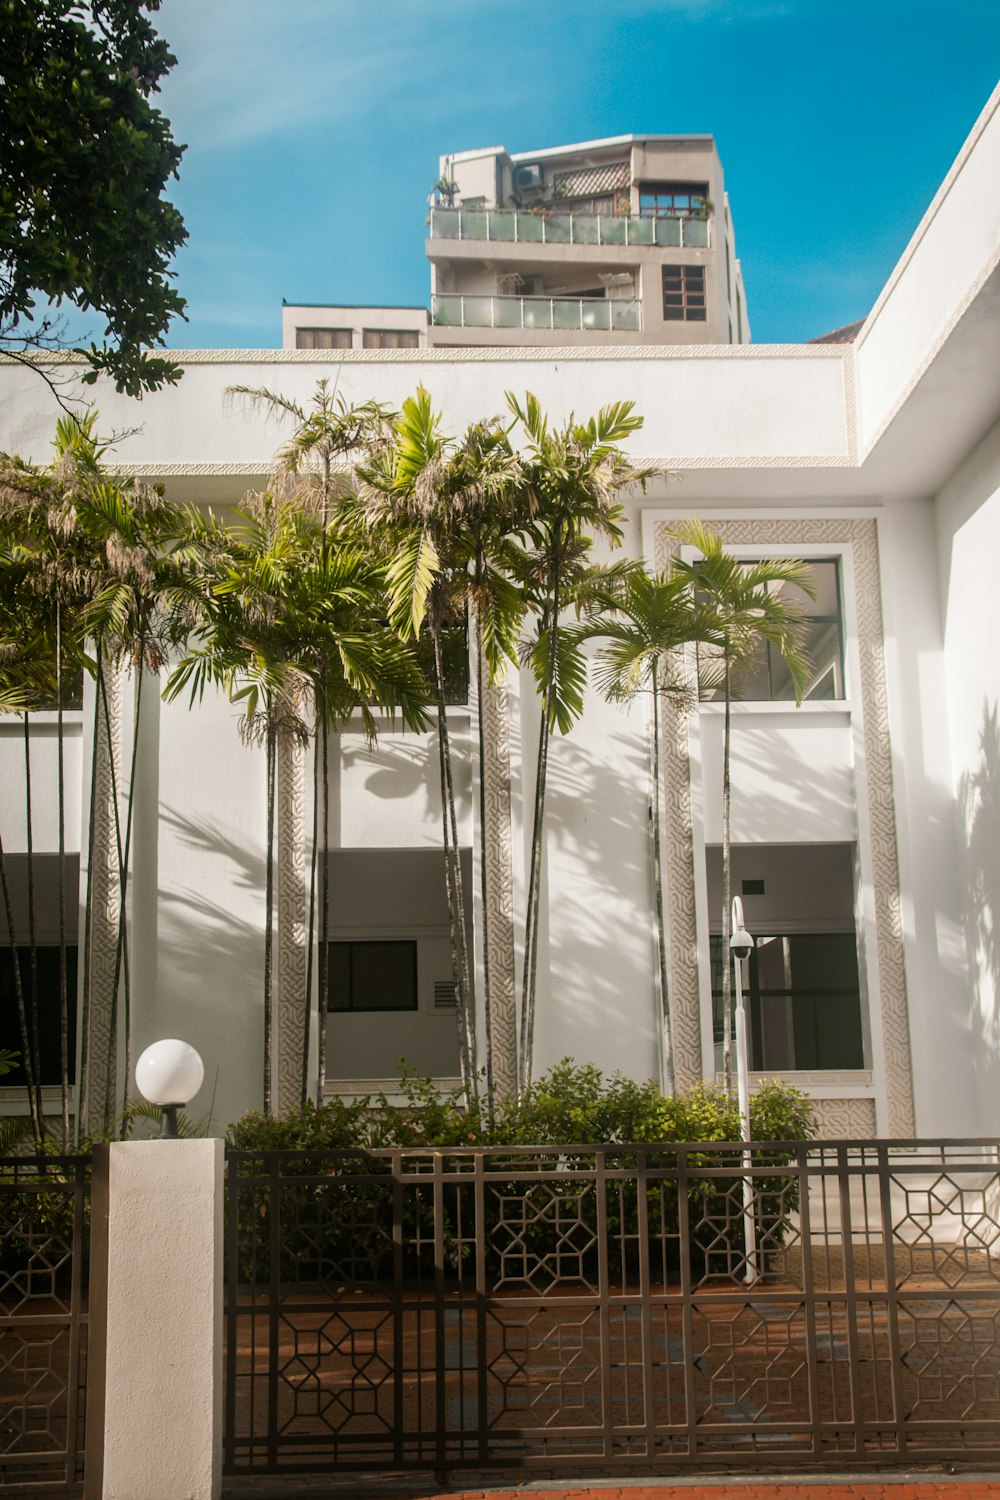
left=224, top=1139, right=1000, bottom=1479
left=0, top=1156, right=90, bottom=1494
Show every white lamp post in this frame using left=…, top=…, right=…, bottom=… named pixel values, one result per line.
left=135, top=1038, right=204, bottom=1138
left=729, top=897, right=758, bottom=1284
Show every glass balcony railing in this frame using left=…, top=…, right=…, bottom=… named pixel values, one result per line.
left=431, top=294, right=641, bottom=332
left=429, top=207, right=710, bottom=249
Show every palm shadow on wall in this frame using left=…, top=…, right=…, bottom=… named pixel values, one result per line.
left=957, top=698, right=1000, bottom=1107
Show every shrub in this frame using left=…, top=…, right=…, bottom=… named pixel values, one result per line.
left=224, top=1063, right=817, bottom=1288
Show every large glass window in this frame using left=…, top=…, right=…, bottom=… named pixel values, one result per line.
left=698, top=558, right=845, bottom=702
left=710, top=931, right=864, bottom=1071
left=640, top=181, right=710, bottom=218
left=328, top=941, right=418, bottom=1012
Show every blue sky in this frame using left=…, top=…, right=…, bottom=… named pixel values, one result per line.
left=132, top=2, right=1000, bottom=346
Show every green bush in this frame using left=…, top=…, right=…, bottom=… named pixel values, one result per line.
left=224, top=1063, right=817, bottom=1288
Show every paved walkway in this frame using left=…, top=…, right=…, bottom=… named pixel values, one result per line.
left=225, top=1473, right=1000, bottom=1500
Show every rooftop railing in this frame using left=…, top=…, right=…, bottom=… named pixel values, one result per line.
left=429, top=206, right=710, bottom=249
left=431, top=293, right=641, bottom=332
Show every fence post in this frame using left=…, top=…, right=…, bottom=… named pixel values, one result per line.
left=85, top=1139, right=224, bottom=1500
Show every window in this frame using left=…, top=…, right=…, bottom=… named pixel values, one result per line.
left=640, top=181, right=710, bottom=219
left=710, top=932, right=864, bottom=1071
left=698, top=559, right=846, bottom=702
left=550, top=194, right=616, bottom=216
left=296, top=328, right=352, bottom=349
left=362, top=329, right=420, bottom=350
left=662, top=264, right=706, bottom=321
left=0, top=946, right=78, bottom=1086
left=415, top=619, right=469, bottom=705
left=328, top=941, right=418, bottom=1012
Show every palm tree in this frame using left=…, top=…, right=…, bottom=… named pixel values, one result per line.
left=78, top=468, right=186, bottom=1133
left=506, top=393, right=656, bottom=1096
left=359, top=389, right=525, bottom=1104
left=0, top=426, right=101, bottom=1148
left=590, top=565, right=720, bottom=1095
left=225, top=383, right=398, bottom=1106
left=671, top=520, right=814, bottom=1095
left=167, top=491, right=428, bottom=1115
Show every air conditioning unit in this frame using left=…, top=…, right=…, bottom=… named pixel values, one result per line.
left=513, top=163, right=544, bottom=192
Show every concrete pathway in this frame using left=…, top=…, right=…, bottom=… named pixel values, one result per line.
left=224, top=1472, right=1000, bottom=1500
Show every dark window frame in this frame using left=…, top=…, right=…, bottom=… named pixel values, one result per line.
left=662, top=263, right=707, bottom=322
left=327, top=939, right=419, bottom=1013
left=0, top=945, right=78, bottom=1087
left=709, top=930, right=865, bottom=1072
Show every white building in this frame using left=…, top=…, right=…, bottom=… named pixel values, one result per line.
left=1, top=86, right=999, bottom=1139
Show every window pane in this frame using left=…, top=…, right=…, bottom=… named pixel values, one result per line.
left=351, top=942, right=417, bottom=1010
left=0, top=946, right=78, bottom=1085
left=710, top=931, right=864, bottom=1071
left=328, top=941, right=417, bottom=1011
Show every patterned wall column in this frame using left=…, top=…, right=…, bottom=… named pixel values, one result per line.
left=80, top=666, right=122, bottom=1138
left=480, top=675, right=518, bottom=1099
left=654, top=516, right=915, bottom=1135
left=276, top=735, right=309, bottom=1115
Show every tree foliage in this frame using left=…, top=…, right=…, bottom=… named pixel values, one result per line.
left=0, top=0, right=187, bottom=395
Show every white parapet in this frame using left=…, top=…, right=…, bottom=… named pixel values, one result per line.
left=87, top=1139, right=223, bottom=1500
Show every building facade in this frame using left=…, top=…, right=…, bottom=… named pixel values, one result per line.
left=283, top=133, right=748, bottom=353
left=1, top=88, right=999, bottom=1140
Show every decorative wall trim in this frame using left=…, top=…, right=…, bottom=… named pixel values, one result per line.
left=115, top=450, right=854, bottom=479
left=276, top=737, right=308, bottom=1115
left=811, top=1097, right=878, bottom=1137
left=81, top=667, right=122, bottom=1137
left=9, top=344, right=850, bottom=367
left=480, top=675, right=518, bottom=1098
left=653, top=517, right=915, bottom=1134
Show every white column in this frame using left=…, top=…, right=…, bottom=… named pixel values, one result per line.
left=87, top=1139, right=223, bottom=1500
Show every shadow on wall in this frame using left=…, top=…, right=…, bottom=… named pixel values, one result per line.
left=149, top=806, right=270, bottom=1125
left=957, top=698, right=1000, bottom=1123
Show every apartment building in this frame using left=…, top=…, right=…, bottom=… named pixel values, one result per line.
left=283, top=133, right=748, bottom=352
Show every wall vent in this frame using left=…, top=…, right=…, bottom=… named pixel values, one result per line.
left=433, top=980, right=457, bottom=1011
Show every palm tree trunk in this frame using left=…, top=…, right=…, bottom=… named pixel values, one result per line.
left=23, top=714, right=43, bottom=1132
left=519, top=532, right=562, bottom=1098
left=99, top=664, right=127, bottom=1135
left=650, top=664, right=675, bottom=1096
left=0, top=830, right=42, bottom=1146
left=315, top=705, right=330, bottom=1108
left=721, top=655, right=733, bottom=1096
left=55, top=601, right=69, bottom=1151
left=432, top=623, right=474, bottom=1099
left=302, top=720, right=318, bottom=1110
left=117, top=659, right=145, bottom=1132
left=474, top=611, right=495, bottom=1119
left=263, top=721, right=276, bottom=1115
left=78, top=645, right=103, bottom=1139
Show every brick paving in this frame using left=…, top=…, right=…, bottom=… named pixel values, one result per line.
left=224, top=1472, right=1000, bottom=1500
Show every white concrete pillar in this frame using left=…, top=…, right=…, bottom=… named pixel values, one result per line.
left=86, top=1139, right=223, bottom=1500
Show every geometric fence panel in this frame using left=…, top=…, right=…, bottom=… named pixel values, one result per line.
left=224, top=1139, right=1000, bottom=1478
left=0, top=1156, right=90, bottom=1495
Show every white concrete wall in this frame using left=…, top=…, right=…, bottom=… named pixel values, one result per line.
left=934, top=416, right=1000, bottom=1133
left=856, top=84, right=1000, bottom=455
left=0, top=349, right=851, bottom=476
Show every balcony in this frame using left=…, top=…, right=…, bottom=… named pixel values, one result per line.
left=431, top=294, right=641, bottom=333
left=429, top=207, right=710, bottom=249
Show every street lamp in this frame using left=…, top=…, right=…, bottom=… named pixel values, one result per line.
left=729, top=897, right=758, bottom=1284
left=135, top=1039, right=204, bottom=1139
